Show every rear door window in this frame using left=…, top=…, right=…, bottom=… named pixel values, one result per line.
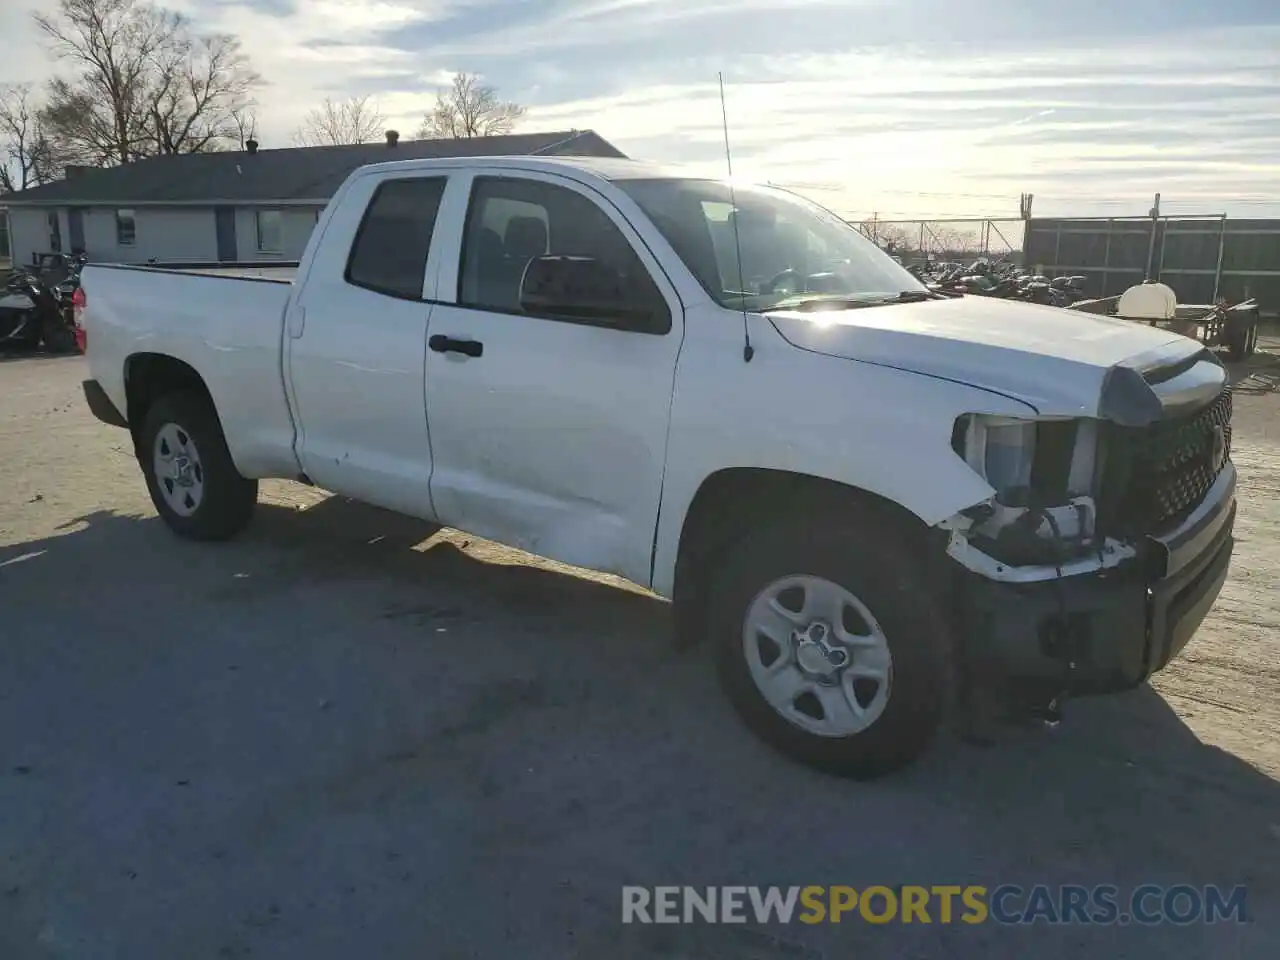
left=346, top=177, right=448, bottom=300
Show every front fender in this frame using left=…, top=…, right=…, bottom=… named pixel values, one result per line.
left=650, top=336, right=1032, bottom=597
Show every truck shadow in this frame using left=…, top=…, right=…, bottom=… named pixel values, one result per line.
left=2, top=499, right=1276, bottom=951
left=241, top=494, right=666, bottom=633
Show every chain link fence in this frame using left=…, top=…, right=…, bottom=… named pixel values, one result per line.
left=1024, top=216, right=1280, bottom=312
left=852, top=212, right=1279, bottom=314
left=853, top=217, right=1026, bottom=265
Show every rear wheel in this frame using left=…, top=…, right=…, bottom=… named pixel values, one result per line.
left=709, top=510, right=949, bottom=778
left=139, top=392, right=257, bottom=540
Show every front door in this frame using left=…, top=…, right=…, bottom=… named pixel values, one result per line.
left=285, top=174, right=449, bottom=517
left=214, top=207, right=237, bottom=261
left=422, top=170, right=684, bottom=586
left=67, top=208, right=86, bottom=254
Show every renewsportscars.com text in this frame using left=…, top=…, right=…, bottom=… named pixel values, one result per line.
left=621, top=884, right=1249, bottom=926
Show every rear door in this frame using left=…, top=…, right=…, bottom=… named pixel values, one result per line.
left=285, top=173, right=449, bottom=517
left=421, top=169, right=684, bottom=586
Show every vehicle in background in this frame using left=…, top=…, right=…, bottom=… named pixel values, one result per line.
left=1069, top=280, right=1259, bottom=362
left=76, top=156, right=1237, bottom=779
left=910, top=259, right=1086, bottom=307
left=0, top=253, right=86, bottom=353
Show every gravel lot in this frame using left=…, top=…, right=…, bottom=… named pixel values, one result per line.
left=1, top=348, right=1277, bottom=959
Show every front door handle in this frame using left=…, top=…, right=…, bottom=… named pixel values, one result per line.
left=429, top=334, right=483, bottom=358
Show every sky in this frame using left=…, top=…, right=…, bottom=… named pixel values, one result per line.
left=2, top=0, right=1278, bottom=224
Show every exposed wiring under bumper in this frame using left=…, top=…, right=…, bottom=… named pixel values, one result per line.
left=944, top=528, right=1137, bottom=583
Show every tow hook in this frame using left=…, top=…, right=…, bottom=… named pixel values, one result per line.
left=956, top=674, right=1070, bottom=745
left=1028, top=694, right=1064, bottom=729
left=1039, top=615, right=1081, bottom=730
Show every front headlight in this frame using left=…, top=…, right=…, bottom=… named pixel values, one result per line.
left=953, top=414, right=1036, bottom=497
left=953, top=414, right=1099, bottom=504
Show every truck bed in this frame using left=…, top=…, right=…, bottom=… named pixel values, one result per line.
left=80, top=260, right=302, bottom=481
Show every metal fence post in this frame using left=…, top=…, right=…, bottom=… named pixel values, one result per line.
left=1144, top=192, right=1161, bottom=280
left=1157, top=217, right=1168, bottom=280
left=1212, top=214, right=1227, bottom=301
left=1102, top=219, right=1113, bottom=296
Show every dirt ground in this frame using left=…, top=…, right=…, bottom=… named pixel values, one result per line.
left=0, top=346, right=1277, bottom=959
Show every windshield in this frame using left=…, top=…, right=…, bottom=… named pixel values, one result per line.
left=614, top=178, right=927, bottom=311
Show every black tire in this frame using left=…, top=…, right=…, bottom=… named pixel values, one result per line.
left=41, top=321, right=77, bottom=355
left=138, top=392, right=258, bottom=541
left=709, top=508, right=949, bottom=779
left=1225, top=319, right=1254, bottom=362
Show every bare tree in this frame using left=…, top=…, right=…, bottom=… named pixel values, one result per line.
left=230, top=106, right=257, bottom=149
left=930, top=226, right=982, bottom=259
left=33, top=0, right=261, bottom=166
left=0, top=84, right=57, bottom=193
left=874, top=223, right=914, bottom=255
left=293, top=95, right=385, bottom=147
left=416, top=72, right=525, bottom=139
left=148, top=33, right=260, bottom=155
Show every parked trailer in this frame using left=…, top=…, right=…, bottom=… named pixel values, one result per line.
left=1068, top=281, right=1259, bottom=362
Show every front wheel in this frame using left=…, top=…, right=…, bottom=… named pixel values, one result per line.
left=709, top=512, right=949, bottom=778
left=139, top=392, right=258, bottom=540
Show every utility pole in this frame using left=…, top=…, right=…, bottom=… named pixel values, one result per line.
left=1019, top=194, right=1034, bottom=264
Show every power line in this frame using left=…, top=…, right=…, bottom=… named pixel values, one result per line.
left=781, top=184, right=1279, bottom=209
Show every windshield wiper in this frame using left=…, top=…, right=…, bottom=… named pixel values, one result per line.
left=885, top=289, right=936, bottom=303
left=765, top=290, right=937, bottom=313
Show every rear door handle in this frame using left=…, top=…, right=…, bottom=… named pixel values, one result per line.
left=428, top=334, right=483, bottom=358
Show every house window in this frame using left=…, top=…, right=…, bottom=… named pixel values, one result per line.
left=0, top=210, right=10, bottom=262
left=255, top=210, right=282, bottom=254
left=48, top=211, right=62, bottom=253
left=115, top=209, right=136, bottom=246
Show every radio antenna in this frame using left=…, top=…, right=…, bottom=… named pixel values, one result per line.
left=719, top=72, right=754, bottom=363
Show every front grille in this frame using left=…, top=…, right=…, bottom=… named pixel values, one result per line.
left=1097, top=386, right=1232, bottom=537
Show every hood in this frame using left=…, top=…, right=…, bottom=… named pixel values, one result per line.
left=766, top=295, right=1201, bottom=417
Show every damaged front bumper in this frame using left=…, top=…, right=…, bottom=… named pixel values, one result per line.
left=951, top=462, right=1236, bottom=695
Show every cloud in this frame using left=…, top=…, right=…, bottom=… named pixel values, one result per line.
left=5, top=0, right=1279, bottom=218
left=164, top=0, right=461, bottom=133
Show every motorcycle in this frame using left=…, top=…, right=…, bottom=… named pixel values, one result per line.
left=0, top=255, right=86, bottom=353
left=1049, top=274, right=1088, bottom=305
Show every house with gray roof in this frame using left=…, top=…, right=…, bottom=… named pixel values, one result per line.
left=0, top=129, right=625, bottom=268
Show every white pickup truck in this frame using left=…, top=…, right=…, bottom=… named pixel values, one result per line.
left=78, top=155, right=1236, bottom=778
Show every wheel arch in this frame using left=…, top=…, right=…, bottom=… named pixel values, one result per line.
left=665, top=467, right=946, bottom=647
left=124, top=352, right=218, bottom=437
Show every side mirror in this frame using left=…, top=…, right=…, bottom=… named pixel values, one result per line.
left=518, top=255, right=668, bottom=333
